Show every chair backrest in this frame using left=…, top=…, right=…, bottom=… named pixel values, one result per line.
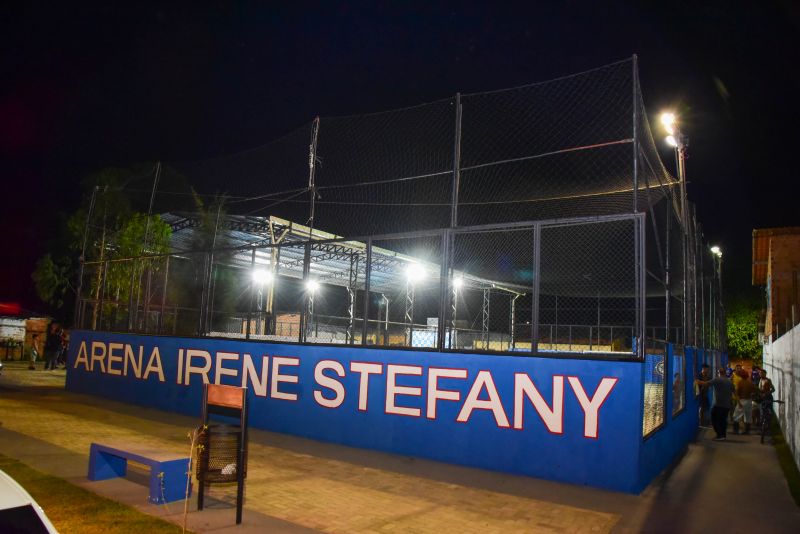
left=206, top=383, right=245, bottom=410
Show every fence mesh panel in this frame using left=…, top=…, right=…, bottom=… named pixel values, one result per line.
left=539, top=219, right=637, bottom=353
left=450, top=228, right=534, bottom=352
left=366, top=235, right=443, bottom=349
left=71, top=57, right=730, bottom=376
left=644, top=347, right=666, bottom=436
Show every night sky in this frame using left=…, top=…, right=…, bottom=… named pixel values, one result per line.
left=2, top=1, right=799, bottom=313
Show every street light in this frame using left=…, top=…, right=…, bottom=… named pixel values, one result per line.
left=405, top=263, right=426, bottom=284
left=660, top=112, right=675, bottom=128
left=659, top=111, right=689, bottom=227
left=252, top=268, right=274, bottom=285
left=450, top=276, right=465, bottom=349
left=251, top=269, right=274, bottom=336
left=305, top=279, right=320, bottom=293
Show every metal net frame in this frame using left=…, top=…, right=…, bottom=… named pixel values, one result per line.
left=71, top=57, right=728, bottom=436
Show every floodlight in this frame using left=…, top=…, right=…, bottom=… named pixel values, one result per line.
left=252, top=269, right=273, bottom=285
left=452, top=276, right=464, bottom=289
left=405, top=263, right=426, bottom=283
left=710, top=246, right=722, bottom=257
left=665, top=135, right=678, bottom=147
left=306, top=280, right=320, bottom=293
left=660, top=112, right=676, bottom=129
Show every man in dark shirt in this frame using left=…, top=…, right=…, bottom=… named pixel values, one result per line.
left=696, top=364, right=711, bottom=426
left=696, top=368, right=734, bottom=441
left=44, top=322, right=61, bottom=371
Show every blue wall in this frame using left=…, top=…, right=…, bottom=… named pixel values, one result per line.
left=638, top=346, right=703, bottom=490
left=67, top=330, right=646, bottom=492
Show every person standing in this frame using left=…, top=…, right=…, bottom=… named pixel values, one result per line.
left=733, top=374, right=756, bottom=434
left=695, top=368, right=734, bottom=441
left=44, top=322, right=61, bottom=371
left=29, top=334, right=40, bottom=370
left=695, top=364, right=711, bottom=426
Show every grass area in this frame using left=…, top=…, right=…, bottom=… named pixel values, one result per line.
left=0, top=454, right=189, bottom=533
left=772, top=420, right=800, bottom=507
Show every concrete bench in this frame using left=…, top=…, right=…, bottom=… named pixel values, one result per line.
left=88, top=442, right=191, bottom=504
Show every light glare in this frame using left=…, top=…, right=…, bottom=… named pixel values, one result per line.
left=252, top=269, right=273, bottom=285
left=660, top=112, right=676, bottom=128
left=405, top=263, right=426, bottom=283
left=453, top=276, right=464, bottom=289
left=665, top=135, right=678, bottom=147
left=306, top=280, right=320, bottom=292
left=710, top=245, right=722, bottom=257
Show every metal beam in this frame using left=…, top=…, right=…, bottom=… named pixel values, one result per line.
left=481, top=288, right=490, bottom=349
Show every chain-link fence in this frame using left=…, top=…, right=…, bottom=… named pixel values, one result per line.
left=77, top=214, right=653, bottom=357
left=69, top=57, right=728, bottom=441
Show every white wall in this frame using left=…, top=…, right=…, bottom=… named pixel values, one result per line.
left=0, top=317, right=26, bottom=342
left=764, top=323, right=800, bottom=471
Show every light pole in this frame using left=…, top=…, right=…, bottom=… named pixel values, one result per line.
left=661, top=112, right=691, bottom=346
left=252, top=269, right=274, bottom=335
left=405, top=263, right=425, bottom=346
left=710, top=246, right=723, bottom=349
left=452, top=276, right=464, bottom=349
left=305, top=280, right=319, bottom=341
left=660, top=113, right=689, bottom=227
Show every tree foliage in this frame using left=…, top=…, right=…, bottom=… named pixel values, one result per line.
left=103, top=213, right=172, bottom=307
left=32, top=254, right=72, bottom=308
left=31, top=165, right=174, bottom=323
left=726, top=299, right=761, bottom=363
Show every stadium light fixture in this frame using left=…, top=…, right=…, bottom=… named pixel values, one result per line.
left=306, top=280, right=320, bottom=293
left=252, top=269, right=274, bottom=285
left=665, top=135, right=678, bottom=148
left=710, top=245, right=722, bottom=258
left=452, top=276, right=464, bottom=289
left=405, top=263, right=426, bottom=284
left=660, top=112, right=676, bottom=129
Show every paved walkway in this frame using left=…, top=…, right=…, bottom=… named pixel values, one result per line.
left=1, top=362, right=798, bottom=533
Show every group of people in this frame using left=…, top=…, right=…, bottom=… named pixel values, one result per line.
left=28, top=322, right=68, bottom=371
left=695, top=363, right=775, bottom=441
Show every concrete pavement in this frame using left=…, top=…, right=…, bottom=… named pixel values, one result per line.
left=1, top=362, right=797, bottom=533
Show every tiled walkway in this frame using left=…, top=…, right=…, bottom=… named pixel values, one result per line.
left=3, top=361, right=799, bottom=533
left=0, top=362, right=617, bottom=533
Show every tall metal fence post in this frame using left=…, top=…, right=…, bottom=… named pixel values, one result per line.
left=299, top=242, right=311, bottom=343
left=246, top=248, right=256, bottom=340
left=144, top=259, right=153, bottom=333
left=158, top=256, right=169, bottom=334
left=97, top=261, right=108, bottom=331
left=361, top=238, right=372, bottom=345
left=450, top=93, right=462, bottom=229
left=437, top=229, right=450, bottom=350
left=127, top=262, right=136, bottom=332
left=197, top=252, right=211, bottom=337
left=73, top=185, right=99, bottom=327
left=531, top=223, right=541, bottom=353
left=665, top=201, right=672, bottom=343
left=636, top=213, right=647, bottom=358
left=632, top=54, right=639, bottom=214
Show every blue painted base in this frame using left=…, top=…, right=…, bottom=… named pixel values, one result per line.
left=87, top=443, right=191, bottom=504
left=69, top=331, right=724, bottom=494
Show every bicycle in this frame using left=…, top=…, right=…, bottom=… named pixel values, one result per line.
left=760, top=398, right=785, bottom=444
